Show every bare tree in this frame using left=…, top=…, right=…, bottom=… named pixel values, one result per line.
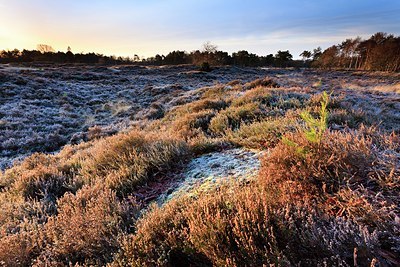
left=202, top=41, right=217, bottom=53
left=37, top=44, right=55, bottom=53
left=199, top=41, right=218, bottom=66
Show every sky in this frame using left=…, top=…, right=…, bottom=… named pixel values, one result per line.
left=1, top=0, right=400, bottom=59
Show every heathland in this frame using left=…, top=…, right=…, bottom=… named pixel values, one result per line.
left=0, top=35, right=399, bottom=266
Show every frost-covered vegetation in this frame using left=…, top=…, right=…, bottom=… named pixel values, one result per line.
left=0, top=64, right=281, bottom=169
left=0, top=65, right=399, bottom=266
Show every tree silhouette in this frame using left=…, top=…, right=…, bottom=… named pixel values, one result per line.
left=311, top=47, right=322, bottom=61
left=300, top=50, right=312, bottom=61
left=37, top=44, right=55, bottom=53
left=202, top=41, right=217, bottom=53
left=275, top=50, right=293, bottom=67
left=164, top=51, right=188, bottom=65
left=232, top=50, right=259, bottom=66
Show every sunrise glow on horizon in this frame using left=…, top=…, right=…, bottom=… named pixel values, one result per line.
left=1, top=0, right=400, bottom=59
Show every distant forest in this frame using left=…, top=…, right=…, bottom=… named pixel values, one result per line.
left=1, top=32, right=399, bottom=71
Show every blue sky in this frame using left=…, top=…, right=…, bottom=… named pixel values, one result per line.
left=1, top=0, right=399, bottom=58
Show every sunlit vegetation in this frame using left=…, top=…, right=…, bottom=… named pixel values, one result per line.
left=112, top=128, right=399, bottom=266
left=312, top=32, right=400, bottom=71
left=0, top=73, right=398, bottom=266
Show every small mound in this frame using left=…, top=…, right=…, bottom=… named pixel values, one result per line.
left=158, top=148, right=264, bottom=203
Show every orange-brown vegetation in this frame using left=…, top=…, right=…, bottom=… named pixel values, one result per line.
left=0, top=75, right=398, bottom=266
left=113, top=127, right=399, bottom=266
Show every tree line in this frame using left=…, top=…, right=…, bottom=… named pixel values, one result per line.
left=1, top=32, right=399, bottom=71
left=146, top=48, right=294, bottom=67
left=0, top=45, right=131, bottom=65
left=0, top=43, right=296, bottom=68
left=304, top=32, right=400, bottom=72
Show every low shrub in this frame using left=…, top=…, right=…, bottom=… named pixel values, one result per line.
left=3, top=153, right=77, bottom=201
left=226, top=118, right=297, bottom=149
left=0, top=219, right=46, bottom=266
left=172, top=110, right=216, bottom=139
left=79, top=131, right=190, bottom=195
left=0, top=194, right=49, bottom=266
left=113, top=180, right=385, bottom=266
left=231, top=86, right=272, bottom=107
left=308, top=91, right=341, bottom=109
left=163, top=98, right=226, bottom=122
left=263, top=127, right=399, bottom=230
left=201, top=85, right=230, bottom=99
left=147, top=103, right=165, bottom=120
left=189, top=135, right=231, bottom=155
left=36, top=185, right=137, bottom=266
left=329, top=108, right=369, bottom=128
left=244, top=77, right=279, bottom=90
left=199, top=62, right=212, bottom=72
left=209, top=102, right=262, bottom=135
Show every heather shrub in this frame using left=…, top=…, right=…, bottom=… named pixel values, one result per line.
left=0, top=194, right=49, bottom=266
left=2, top=153, right=53, bottom=186
left=1, top=141, right=92, bottom=193
left=54, top=142, right=93, bottom=175
left=145, top=103, right=165, bottom=120
left=199, top=62, right=211, bottom=72
left=166, top=98, right=227, bottom=118
left=188, top=135, right=230, bottom=155
left=275, top=95, right=304, bottom=110
left=14, top=165, right=69, bottom=201
left=113, top=181, right=384, bottom=266
left=189, top=99, right=228, bottom=113
left=201, top=85, right=230, bottom=99
left=36, top=185, right=136, bottom=266
left=226, top=118, right=297, bottom=149
left=209, top=102, right=262, bottom=135
left=262, top=127, right=399, bottom=232
left=231, top=86, right=272, bottom=107
left=267, top=130, right=374, bottom=193
left=0, top=219, right=46, bottom=266
left=87, top=125, right=106, bottom=140
left=329, top=108, right=369, bottom=128
left=79, top=131, right=190, bottom=195
left=172, top=110, right=216, bottom=139
left=162, top=98, right=227, bottom=139
left=3, top=153, right=76, bottom=200
left=208, top=113, right=229, bottom=135
left=244, top=77, right=279, bottom=90
left=308, top=91, right=341, bottom=109
left=226, top=79, right=241, bottom=87
left=232, top=88, right=307, bottom=115
left=372, top=82, right=400, bottom=94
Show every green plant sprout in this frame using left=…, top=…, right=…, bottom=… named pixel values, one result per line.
left=300, top=91, right=329, bottom=145
left=282, top=91, right=330, bottom=155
